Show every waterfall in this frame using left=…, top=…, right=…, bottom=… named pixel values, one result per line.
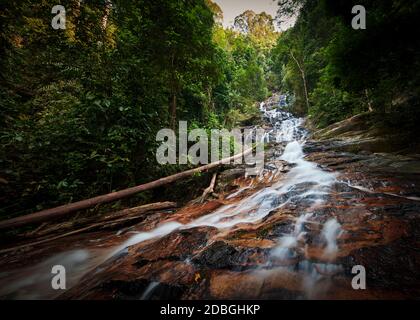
left=1, top=94, right=343, bottom=299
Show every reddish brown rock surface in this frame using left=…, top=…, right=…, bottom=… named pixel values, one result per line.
left=1, top=103, right=420, bottom=300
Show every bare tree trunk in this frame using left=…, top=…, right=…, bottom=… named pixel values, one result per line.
left=364, top=89, right=374, bottom=112
left=207, top=86, right=214, bottom=111
left=169, top=53, right=177, bottom=129
left=290, top=51, right=310, bottom=112
left=0, top=202, right=178, bottom=254
left=101, top=0, right=112, bottom=30
left=170, top=92, right=177, bottom=129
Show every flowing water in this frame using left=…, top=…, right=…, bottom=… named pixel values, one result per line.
left=110, top=99, right=339, bottom=263
left=2, top=94, right=419, bottom=299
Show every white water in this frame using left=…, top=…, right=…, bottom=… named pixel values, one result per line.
left=111, top=221, right=183, bottom=257
left=270, top=141, right=339, bottom=264
left=140, top=281, right=159, bottom=300
left=258, top=100, right=344, bottom=297
left=1, top=96, right=344, bottom=299
left=322, top=218, right=343, bottom=260
left=271, top=213, right=312, bottom=260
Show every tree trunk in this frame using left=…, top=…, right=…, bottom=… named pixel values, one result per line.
left=290, top=51, right=310, bottom=112
left=170, top=92, right=177, bottom=129
left=0, top=202, right=178, bottom=254
left=364, top=89, right=374, bottom=112
left=207, top=86, right=214, bottom=111
left=169, top=52, right=177, bottom=129
left=101, top=0, right=112, bottom=30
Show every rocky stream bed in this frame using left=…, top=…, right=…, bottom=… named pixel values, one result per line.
left=1, top=94, right=420, bottom=300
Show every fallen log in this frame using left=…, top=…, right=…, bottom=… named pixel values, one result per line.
left=0, top=148, right=253, bottom=230
left=26, top=201, right=178, bottom=238
left=100, top=201, right=177, bottom=222
left=0, top=202, right=177, bottom=254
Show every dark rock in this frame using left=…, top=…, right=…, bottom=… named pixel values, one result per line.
left=101, top=279, right=186, bottom=300
left=338, top=239, right=420, bottom=291
left=133, top=227, right=214, bottom=264
left=192, top=241, right=239, bottom=269
left=191, top=241, right=266, bottom=271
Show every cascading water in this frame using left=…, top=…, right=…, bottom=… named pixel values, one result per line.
left=110, top=96, right=344, bottom=297
left=1, top=94, right=344, bottom=299
left=259, top=97, right=343, bottom=297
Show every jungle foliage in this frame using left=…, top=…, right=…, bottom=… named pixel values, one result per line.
left=271, top=0, right=420, bottom=128
left=0, top=0, right=277, bottom=218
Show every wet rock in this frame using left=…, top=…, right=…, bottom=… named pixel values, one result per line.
left=100, top=279, right=149, bottom=299
left=311, top=112, right=372, bottom=140
left=171, top=201, right=224, bottom=223
left=338, top=239, right=420, bottom=294
left=263, top=221, right=295, bottom=239
left=191, top=241, right=266, bottom=271
left=216, top=168, right=246, bottom=193
left=133, top=226, right=216, bottom=264
left=192, top=241, right=239, bottom=269
left=207, top=269, right=303, bottom=299
left=99, top=279, right=186, bottom=300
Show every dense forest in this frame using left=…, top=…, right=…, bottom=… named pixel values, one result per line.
left=0, top=0, right=278, bottom=219
left=1, top=0, right=419, bottom=219
left=271, top=0, right=420, bottom=129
